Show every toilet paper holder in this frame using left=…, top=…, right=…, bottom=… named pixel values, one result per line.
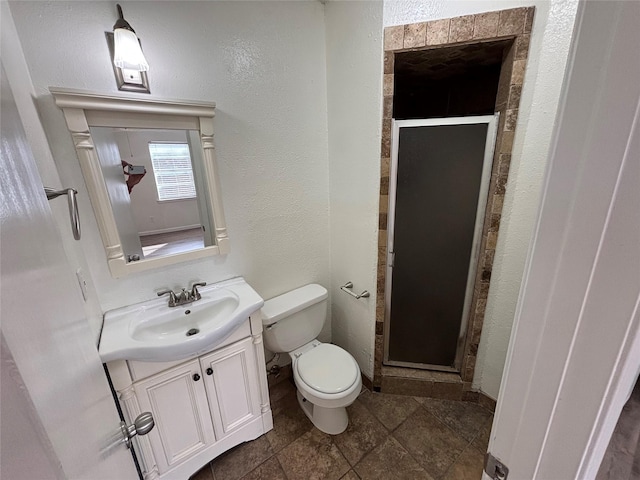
left=340, top=281, right=370, bottom=300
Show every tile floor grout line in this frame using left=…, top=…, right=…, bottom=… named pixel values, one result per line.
left=426, top=405, right=486, bottom=452
left=273, top=454, right=289, bottom=480
left=416, top=399, right=488, bottom=445
left=397, top=403, right=477, bottom=478
left=202, top=388, right=487, bottom=480
left=466, top=415, right=494, bottom=455
left=439, top=441, right=484, bottom=480
left=352, top=395, right=395, bottom=434
left=247, top=450, right=277, bottom=479
left=356, top=392, right=421, bottom=434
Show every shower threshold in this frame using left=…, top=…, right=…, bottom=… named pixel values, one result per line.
left=384, top=359, right=459, bottom=374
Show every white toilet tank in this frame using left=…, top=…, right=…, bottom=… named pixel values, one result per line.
left=261, top=284, right=328, bottom=353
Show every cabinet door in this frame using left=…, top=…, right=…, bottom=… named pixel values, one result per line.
left=133, top=359, right=215, bottom=474
left=200, top=337, right=262, bottom=438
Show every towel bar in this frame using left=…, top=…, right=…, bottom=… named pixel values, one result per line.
left=45, top=187, right=81, bottom=240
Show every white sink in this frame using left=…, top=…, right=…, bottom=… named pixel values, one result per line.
left=99, top=277, right=264, bottom=363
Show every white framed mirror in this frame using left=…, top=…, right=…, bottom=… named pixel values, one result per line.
left=50, top=88, right=229, bottom=278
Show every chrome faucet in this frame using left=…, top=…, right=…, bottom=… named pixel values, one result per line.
left=157, top=289, right=178, bottom=307
left=190, top=282, right=206, bottom=301
left=157, top=282, right=207, bottom=307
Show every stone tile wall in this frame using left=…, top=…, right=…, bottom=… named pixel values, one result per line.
left=375, top=7, right=535, bottom=396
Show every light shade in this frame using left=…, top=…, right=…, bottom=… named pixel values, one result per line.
left=113, top=27, right=149, bottom=72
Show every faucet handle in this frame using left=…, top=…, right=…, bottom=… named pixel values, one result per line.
left=157, top=289, right=177, bottom=307
left=190, top=282, right=206, bottom=301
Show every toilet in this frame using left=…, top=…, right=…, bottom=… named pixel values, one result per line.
left=261, top=284, right=362, bottom=435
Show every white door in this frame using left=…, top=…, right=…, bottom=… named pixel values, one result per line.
left=187, top=129, right=214, bottom=247
left=91, top=126, right=144, bottom=261
left=0, top=65, right=139, bottom=479
left=486, top=1, right=640, bottom=479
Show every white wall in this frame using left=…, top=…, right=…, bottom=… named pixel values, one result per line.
left=7, top=0, right=579, bottom=395
left=384, top=0, right=579, bottom=398
left=1, top=1, right=104, bottom=341
left=325, top=1, right=383, bottom=378
left=113, top=129, right=201, bottom=234
left=9, top=1, right=332, bottom=342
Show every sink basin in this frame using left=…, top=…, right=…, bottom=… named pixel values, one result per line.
left=99, top=277, right=264, bottom=363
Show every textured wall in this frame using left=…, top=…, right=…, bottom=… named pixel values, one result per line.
left=383, top=0, right=580, bottom=398
left=325, top=1, right=383, bottom=378
left=8, top=0, right=579, bottom=393
left=9, top=1, right=332, bottom=341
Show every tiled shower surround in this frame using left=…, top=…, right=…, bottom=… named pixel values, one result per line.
left=375, top=7, right=535, bottom=399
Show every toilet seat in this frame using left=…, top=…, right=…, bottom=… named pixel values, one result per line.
left=295, top=343, right=359, bottom=394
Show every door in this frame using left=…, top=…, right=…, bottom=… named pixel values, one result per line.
left=385, top=116, right=497, bottom=371
left=187, top=129, right=214, bottom=247
left=201, top=337, right=261, bottom=438
left=133, top=360, right=215, bottom=474
left=91, top=126, right=144, bottom=261
left=487, top=1, right=640, bottom=479
left=0, top=65, right=138, bottom=478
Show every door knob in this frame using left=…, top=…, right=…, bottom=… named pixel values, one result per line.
left=206, top=368, right=213, bottom=375
left=193, top=373, right=201, bottom=381
left=121, top=412, right=154, bottom=448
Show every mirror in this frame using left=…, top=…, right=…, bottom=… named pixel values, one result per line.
left=91, top=127, right=214, bottom=261
left=51, top=88, right=229, bottom=278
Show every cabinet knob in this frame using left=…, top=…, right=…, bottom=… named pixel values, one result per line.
left=193, top=373, right=200, bottom=381
left=206, top=368, right=213, bottom=375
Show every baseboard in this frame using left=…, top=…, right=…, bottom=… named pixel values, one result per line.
left=361, top=373, right=373, bottom=391
left=139, top=224, right=201, bottom=236
left=478, top=391, right=497, bottom=412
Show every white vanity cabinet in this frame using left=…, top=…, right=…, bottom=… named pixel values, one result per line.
left=133, top=359, right=216, bottom=474
left=107, top=316, right=272, bottom=480
left=200, top=337, right=262, bottom=438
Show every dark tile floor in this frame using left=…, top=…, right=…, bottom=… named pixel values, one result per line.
left=191, top=380, right=493, bottom=480
left=597, top=379, right=640, bottom=480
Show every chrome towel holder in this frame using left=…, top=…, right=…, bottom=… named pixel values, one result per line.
left=340, top=281, right=370, bottom=299
left=44, top=187, right=81, bottom=240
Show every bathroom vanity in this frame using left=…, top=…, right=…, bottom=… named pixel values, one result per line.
left=101, top=278, right=273, bottom=480
left=107, top=317, right=271, bottom=480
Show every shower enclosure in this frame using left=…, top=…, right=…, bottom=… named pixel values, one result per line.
left=384, top=115, right=498, bottom=372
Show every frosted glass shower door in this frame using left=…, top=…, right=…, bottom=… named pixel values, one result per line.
left=384, top=116, right=497, bottom=371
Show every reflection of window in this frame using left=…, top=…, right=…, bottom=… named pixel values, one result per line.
left=148, top=143, right=196, bottom=201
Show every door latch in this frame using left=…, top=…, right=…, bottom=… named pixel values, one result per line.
left=121, top=412, right=155, bottom=448
left=484, top=452, right=509, bottom=480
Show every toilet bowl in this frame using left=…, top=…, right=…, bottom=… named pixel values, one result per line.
left=261, top=284, right=361, bottom=434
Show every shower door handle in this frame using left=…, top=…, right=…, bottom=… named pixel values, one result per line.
left=388, top=251, right=395, bottom=268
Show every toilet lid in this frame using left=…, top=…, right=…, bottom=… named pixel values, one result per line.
left=296, top=344, right=359, bottom=394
